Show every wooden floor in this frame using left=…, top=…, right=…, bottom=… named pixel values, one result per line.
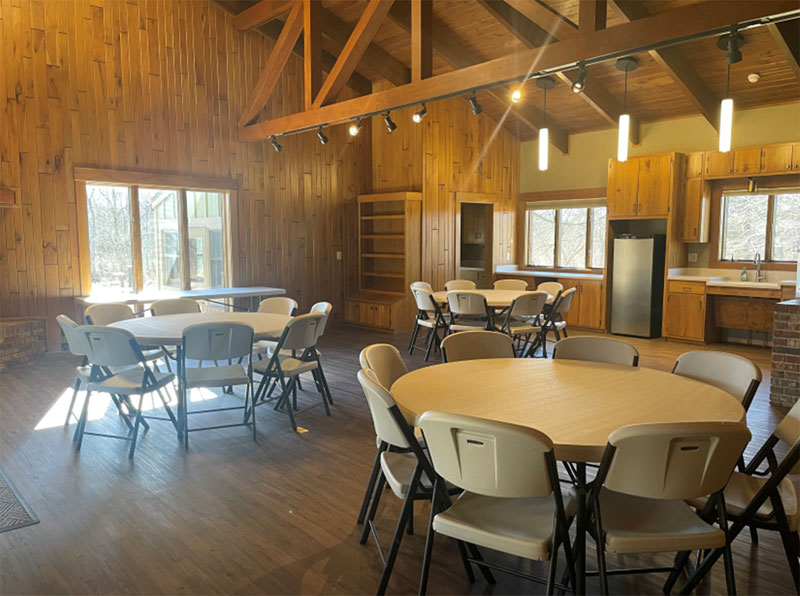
left=0, top=325, right=795, bottom=595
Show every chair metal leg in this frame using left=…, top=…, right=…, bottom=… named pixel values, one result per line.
left=357, top=445, right=386, bottom=525
left=360, top=474, right=386, bottom=544
left=315, top=356, right=333, bottom=404
left=546, top=532, right=559, bottom=596
left=465, top=543, right=496, bottom=584
left=314, top=369, right=331, bottom=416
left=418, top=479, right=441, bottom=596
left=423, top=327, right=436, bottom=361
left=455, top=541, right=476, bottom=583
left=127, top=394, right=146, bottom=459
left=65, top=377, right=82, bottom=426
left=777, top=517, right=800, bottom=591
left=409, top=322, right=420, bottom=354
left=74, top=390, right=92, bottom=450
left=594, top=506, right=609, bottom=596
left=663, top=550, right=692, bottom=594
left=749, top=525, right=759, bottom=544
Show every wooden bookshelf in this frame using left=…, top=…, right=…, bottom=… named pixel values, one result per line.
left=345, top=192, right=422, bottom=332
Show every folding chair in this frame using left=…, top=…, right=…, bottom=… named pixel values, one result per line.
left=409, top=286, right=448, bottom=361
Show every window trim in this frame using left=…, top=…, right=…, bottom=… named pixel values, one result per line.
left=75, top=168, right=236, bottom=295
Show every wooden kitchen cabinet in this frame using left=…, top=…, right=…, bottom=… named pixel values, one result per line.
left=733, top=147, right=762, bottom=175
left=607, top=153, right=677, bottom=218
left=558, top=279, right=581, bottom=326
left=664, top=291, right=706, bottom=341
left=556, top=278, right=605, bottom=330
left=793, top=143, right=800, bottom=171
left=760, top=143, right=794, bottom=174
left=704, top=150, right=734, bottom=178
left=686, top=152, right=704, bottom=178
left=682, top=178, right=709, bottom=243
left=344, top=296, right=394, bottom=330
left=607, top=158, right=639, bottom=218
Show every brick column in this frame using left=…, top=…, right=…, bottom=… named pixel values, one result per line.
left=0, top=317, right=47, bottom=370
left=771, top=299, right=800, bottom=407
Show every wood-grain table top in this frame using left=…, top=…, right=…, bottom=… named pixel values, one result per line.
left=432, top=289, right=554, bottom=308
left=391, top=358, right=745, bottom=462
left=109, top=312, right=292, bottom=345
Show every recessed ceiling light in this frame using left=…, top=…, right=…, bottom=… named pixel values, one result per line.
left=747, top=72, right=760, bottom=83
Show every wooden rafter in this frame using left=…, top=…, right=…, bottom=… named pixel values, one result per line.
left=233, top=0, right=293, bottom=31
left=579, top=0, right=606, bottom=32
left=477, top=0, right=554, bottom=46
left=768, top=20, right=800, bottom=81
left=239, top=3, right=304, bottom=127
left=411, top=0, right=433, bottom=81
left=303, top=0, right=322, bottom=110
left=239, top=0, right=799, bottom=142
left=313, top=0, right=396, bottom=107
left=611, top=0, right=720, bottom=130
left=504, top=0, right=575, bottom=38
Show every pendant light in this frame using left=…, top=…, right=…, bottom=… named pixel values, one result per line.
left=615, top=57, right=638, bottom=162
left=536, top=76, right=555, bottom=172
left=717, top=28, right=743, bottom=153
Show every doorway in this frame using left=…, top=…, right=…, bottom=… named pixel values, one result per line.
left=456, top=201, right=494, bottom=288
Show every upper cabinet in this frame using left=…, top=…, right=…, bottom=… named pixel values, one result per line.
left=686, top=152, right=704, bottom=178
left=733, top=147, right=762, bottom=175
left=704, top=150, right=735, bottom=178
left=704, top=143, right=799, bottom=178
left=760, top=144, right=794, bottom=174
left=607, top=153, right=678, bottom=218
left=682, top=178, right=710, bottom=243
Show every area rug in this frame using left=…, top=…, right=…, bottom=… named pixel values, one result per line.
left=0, top=467, right=39, bottom=533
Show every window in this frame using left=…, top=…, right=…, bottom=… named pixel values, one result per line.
left=79, top=171, right=232, bottom=295
left=719, top=190, right=800, bottom=263
left=524, top=199, right=607, bottom=269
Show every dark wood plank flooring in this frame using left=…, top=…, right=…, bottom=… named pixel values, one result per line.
left=0, top=325, right=795, bottom=595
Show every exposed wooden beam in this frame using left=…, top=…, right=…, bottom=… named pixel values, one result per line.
left=504, top=0, right=576, bottom=37
left=477, top=0, right=554, bottom=45
left=239, top=2, right=304, bottom=127
left=411, top=0, right=433, bottom=81
left=303, top=0, right=322, bottom=109
left=579, top=0, right=606, bottom=32
left=612, top=0, right=720, bottom=130
left=319, top=7, right=410, bottom=87
left=313, top=0, right=396, bottom=107
left=240, top=1, right=798, bottom=142
left=768, top=20, right=800, bottom=81
left=233, top=0, right=293, bottom=31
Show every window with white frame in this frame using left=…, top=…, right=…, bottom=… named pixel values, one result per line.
left=524, top=199, right=607, bottom=269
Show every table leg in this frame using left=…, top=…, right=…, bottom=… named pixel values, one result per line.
left=176, top=345, right=186, bottom=445
left=576, top=462, right=587, bottom=595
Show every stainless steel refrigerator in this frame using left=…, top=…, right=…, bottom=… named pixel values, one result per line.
left=610, top=235, right=666, bottom=338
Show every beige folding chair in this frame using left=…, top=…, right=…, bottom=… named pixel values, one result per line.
left=411, top=280, right=434, bottom=293
left=589, top=421, right=751, bottom=595
left=493, top=278, right=528, bottom=291
left=151, top=298, right=201, bottom=316
left=498, top=291, right=548, bottom=357
left=57, top=315, right=95, bottom=426
left=672, top=351, right=762, bottom=411
left=441, top=330, right=514, bottom=362
left=553, top=336, right=639, bottom=367
left=257, top=296, right=298, bottom=315
left=445, top=279, right=477, bottom=291
left=418, top=411, right=577, bottom=594
left=446, top=291, right=493, bottom=333
left=409, top=286, right=448, bottom=361
left=541, top=287, right=576, bottom=348
left=536, top=281, right=564, bottom=297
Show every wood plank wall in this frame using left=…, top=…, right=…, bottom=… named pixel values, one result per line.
left=0, top=0, right=370, bottom=350
left=370, top=93, right=519, bottom=289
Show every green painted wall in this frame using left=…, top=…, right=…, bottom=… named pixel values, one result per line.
left=520, top=102, right=800, bottom=192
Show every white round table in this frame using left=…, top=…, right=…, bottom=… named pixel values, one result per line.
left=109, top=312, right=292, bottom=345
left=391, top=358, right=745, bottom=463
left=432, top=289, right=553, bottom=308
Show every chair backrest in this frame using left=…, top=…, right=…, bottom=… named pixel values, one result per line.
left=774, top=399, right=800, bottom=447
left=419, top=411, right=555, bottom=498
left=552, top=287, right=577, bottom=314
left=493, top=279, right=528, bottom=291
left=411, top=286, right=439, bottom=314
left=673, top=351, right=762, bottom=409
left=441, top=330, right=514, bottom=362
left=77, top=325, right=144, bottom=368
left=258, top=296, right=298, bottom=315
left=277, top=312, right=325, bottom=351
left=554, top=336, right=639, bottom=367
left=445, top=279, right=476, bottom=291
left=309, top=301, right=332, bottom=337
left=182, top=322, right=254, bottom=362
left=84, top=303, right=134, bottom=325
left=446, top=291, right=488, bottom=316
left=410, top=281, right=434, bottom=293
left=603, top=421, right=751, bottom=500
left=536, top=281, right=563, bottom=297
left=357, top=368, right=411, bottom=449
left=359, top=343, right=408, bottom=389
left=57, top=315, right=90, bottom=357
left=151, top=298, right=201, bottom=316
left=507, top=291, right=548, bottom=319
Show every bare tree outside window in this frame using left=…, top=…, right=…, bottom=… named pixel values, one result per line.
left=86, top=185, right=134, bottom=294
left=525, top=202, right=606, bottom=269
left=772, top=193, right=800, bottom=261
left=719, top=190, right=799, bottom=263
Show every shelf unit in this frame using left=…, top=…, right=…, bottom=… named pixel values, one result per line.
left=345, top=192, right=422, bottom=332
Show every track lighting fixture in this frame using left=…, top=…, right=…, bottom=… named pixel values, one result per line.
left=271, top=136, right=282, bottom=153
left=469, top=91, right=482, bottom=115
left=383, top=111, right=397, bottom=133
left=717, top=27, right=743, bottom=153
left=615, top=57, right=638, bottom=162
left=535, top=77, right=555, bottom=172
left=572, top=63, right=587, bottom=94
left=317, top=126, right=328, bottom=145
left=412, top=103, right=427, bottom=123
left=511, top=89, right=522, bottom=103
left=348, top=118, right=362, bottom=137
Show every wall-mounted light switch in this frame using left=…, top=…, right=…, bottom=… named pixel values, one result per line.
left=336, top=251, right=342, bottom=261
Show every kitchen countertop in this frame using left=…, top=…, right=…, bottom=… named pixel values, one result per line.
left=495, top=266, right=603, bottom=280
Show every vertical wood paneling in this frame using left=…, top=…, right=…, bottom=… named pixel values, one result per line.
left=0, top=0, right=369, bottom=350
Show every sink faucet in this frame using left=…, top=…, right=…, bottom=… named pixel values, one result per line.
left=754, top=252, right=766, bottom=282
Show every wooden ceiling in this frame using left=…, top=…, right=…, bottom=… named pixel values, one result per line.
left=219, top=0, right=800, bottom=146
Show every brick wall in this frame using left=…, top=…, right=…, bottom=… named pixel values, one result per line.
left=771, top=299, right=800, bottom=407
left=0, top=318, right=47, bottom=370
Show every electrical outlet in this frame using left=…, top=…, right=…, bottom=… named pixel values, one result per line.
left=688, top=252, right=698, bottom=263
left=336, top=251, right=342, bottom=261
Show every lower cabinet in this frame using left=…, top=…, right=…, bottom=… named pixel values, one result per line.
left=344, top=293, right=414, bottom=333
left=558, top=278, right=605, bottom=330
left=664, top=282, right=707, bottom=342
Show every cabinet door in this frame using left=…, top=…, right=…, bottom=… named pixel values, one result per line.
left=607, top=158, right=639, bottom=218
left=664, top=293, right=705, bottom=341
left=704, top=150, right=734, bottom=177
left=686, top=152, right=704, bottom=178
left=558, top=279, right=581, bottom=326
left=372, top=304, right=392, bottom=329
left=760, top=144, right=794, bottom=174
left=344, top=301, right=360, bottom=324
left=682, top=178, right=709, bottom=243
left=793, top=143, right=800, bottom=172
left=637, top=154, right=672, bottom=217
left=733, top=147, right=762, bottom=175
left=577, top=280, right=604, bottom=329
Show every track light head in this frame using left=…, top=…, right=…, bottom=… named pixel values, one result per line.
left=718, top=29, right=744, bottom=65
left=348, top=118, right=362, bottom=137
left=317, top=126, right=329, bottom=145
left=571, top=63, right=587, bottom=94
left=383, top=112, right=397, bottom=133
left=469, top=91, right=482, bottom=115
left=412, top=103, right=427, bottom=123
left=271, top=136, right=282, bottom=153
left=511, top=89, right=522, bottom=103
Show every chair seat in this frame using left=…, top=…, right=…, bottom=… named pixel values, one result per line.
left=506, top=322, right=542, bottom=336
left=253, top=339, right=278, bottom=354
left=688, top=472, right=799, bottom=531
left=142, top=348, right=165, bottom=362
left=252, top=354, right=317, bottom=377
left=600, top=488, right=725, bottom=554
left=380, top=452, right=434, bottom=499
left=433, top=488, right=577, bottom=561
left=552, top=321, right=567, bottom=330
left=76, top=365, right=92, bottom=382
left=185, top=364, right=250, bottom=389
left=449, top=320, right=487, bottom=332
left=417, top=318, right=438, bottom=329
left=87, top=368, right=175, bottom=395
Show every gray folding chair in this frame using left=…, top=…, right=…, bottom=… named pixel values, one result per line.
left=85, top=302, right=169, bottom=371
left=179, top=322, right=256, bottom=447
left=498, top=291, right=548, bottom=357
left=446, top=291, right=493, bottom=332
left=151, top=298, right=201, bottom=316
left=409, top=286, right=448, bottom=361
left=56, top=315, right=94, bottom=426
left=441, top=330, right=514, bottom=362
left=553, top=336, right=639, bottom=367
